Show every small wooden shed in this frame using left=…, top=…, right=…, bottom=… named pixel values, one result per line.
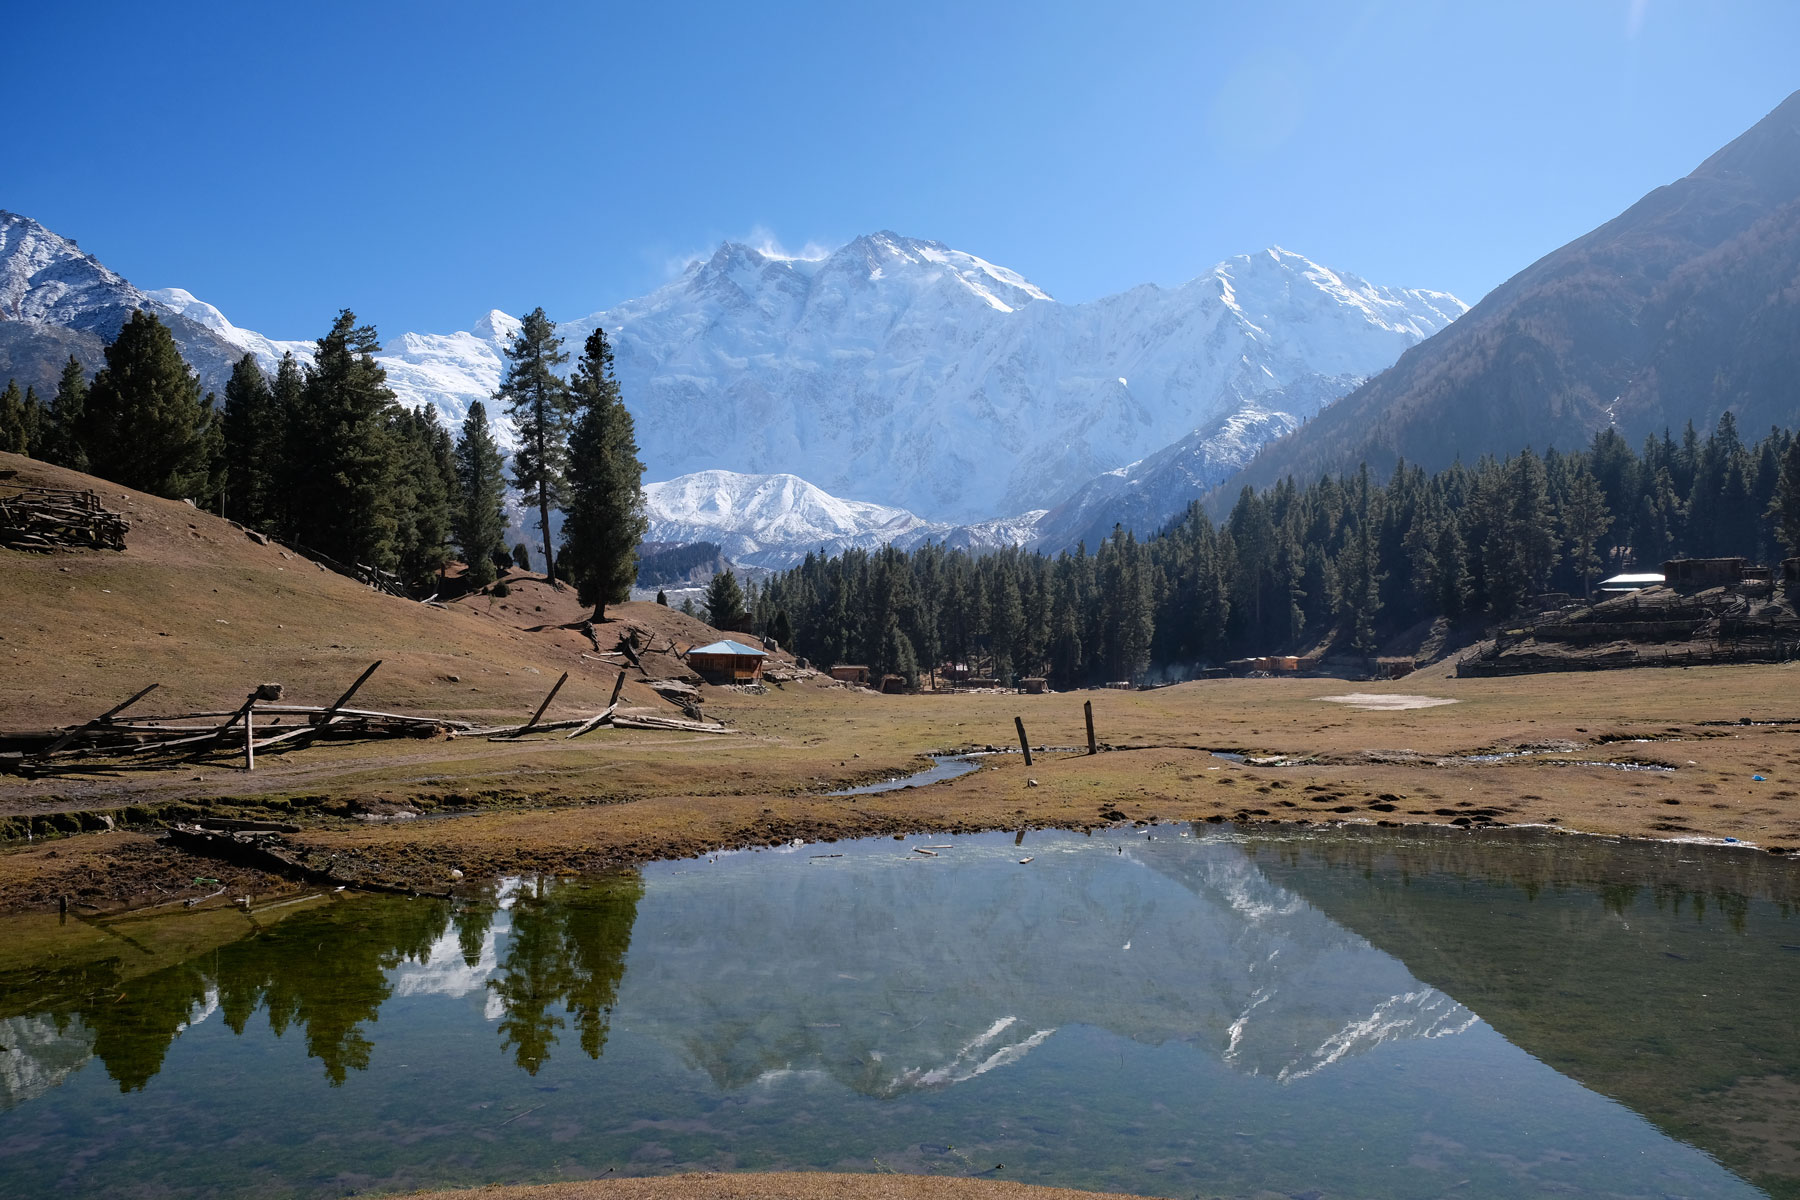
left=687, top=639, right=768, bottom=684
left=879, top=673, right=908, bottom=694
left=1019, top=677, right=1048, bottom=694
left=830, top=665, right=870, bottom=685
left=1663, top=558, right=1748, bottom=589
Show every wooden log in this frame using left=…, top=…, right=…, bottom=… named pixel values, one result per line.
left=481, top=717, right=591, bottom=740
left=564, top=706, right=617, bottom=739
left=42, top=683, right=161, bottom=754
left=314, top=661, right=383, bottom=726
left=1015, top=716, right=1033, bottom=767
left=1085, top=700, right=1097, bottom=755
left=609, top=670, right=628, bottom=708
left=521, top=672, right=569, bottom=734
left=245, top=703, right=255, bottom=770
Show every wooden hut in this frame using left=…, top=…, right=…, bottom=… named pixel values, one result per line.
left=829, top=665, right=870, bottom=685
left=1019, top=677, right=1048, bottom=694
left=879, top=673, right=908, bottom=694
left=687, top=639, right=768, bottom=684
left=1662, top=558, right=1748, bottom=589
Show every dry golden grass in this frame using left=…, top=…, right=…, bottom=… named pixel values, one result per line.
left=4, top=449, right=1800, bottom=912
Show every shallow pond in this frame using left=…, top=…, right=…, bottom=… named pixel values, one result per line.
left=828, top=754, right=984, bottom=795
left=3, top=825, right=1798, bottom=1199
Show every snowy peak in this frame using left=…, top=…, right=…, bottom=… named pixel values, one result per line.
left=0, top=209, right=144, bottom=329
left=643, top=469, right=1042, bottom=568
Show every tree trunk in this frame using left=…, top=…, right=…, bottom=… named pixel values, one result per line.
left=593, top=600, right=607, bottom=623
left=538, top=486, right=554, bottom=586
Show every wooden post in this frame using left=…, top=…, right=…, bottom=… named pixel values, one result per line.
left=1084, top=700, right=1097, bottom=755
left=1014, top=716, right=1032, bottom=767
left=317, top=661, right=383, bottom=725
left=520, top=672, right=570, bottom=735
left=245, top=702, right=255, bottom=771
left=608, top=669, right=627, bottom=709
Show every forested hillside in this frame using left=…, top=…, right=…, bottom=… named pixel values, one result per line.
left=750, top=419, right=1800, bottom=686
left=1220, top=90, right=1800, bottom=501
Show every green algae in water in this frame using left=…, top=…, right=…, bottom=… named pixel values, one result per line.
left=1, top=826, right=1795, bottom=1199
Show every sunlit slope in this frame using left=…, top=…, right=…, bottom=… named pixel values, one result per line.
left=0, top=451, right=701, bottom=727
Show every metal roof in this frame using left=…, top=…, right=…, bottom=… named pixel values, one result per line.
left=689, top=639, right=768, bottom=657
left=1599, top=573, right=1666, bottom=586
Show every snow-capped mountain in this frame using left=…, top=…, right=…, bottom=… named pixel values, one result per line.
left=2, top=209, right=1464, bottom=542
left=573, top=235, right=1463, bottom=522
left=645, top=469, right=1045, bottom=568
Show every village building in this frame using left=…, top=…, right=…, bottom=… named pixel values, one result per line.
left=1598, top=572, right=1666, bottom=594
left=829, top=665, right=870, bottom=685
left=1662, top=558, right=1748, bottom=589
left=1019, top=676, right=1048, bottom=694
left=686, top=639, right=768, bottom=684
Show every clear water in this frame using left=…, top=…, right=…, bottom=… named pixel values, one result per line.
left=3, top=825, right=1797, bottom=1200
left=828, top=754, right=984, bottom=795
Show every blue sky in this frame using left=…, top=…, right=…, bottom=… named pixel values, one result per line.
left=11, top=1, right=1799, bottom=338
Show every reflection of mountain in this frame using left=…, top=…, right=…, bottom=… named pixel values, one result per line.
left=1246, top=827, right=1800, bottom=1200
left=0, top=1015, right=94, bottom=1110
left=612, top=839, right=1473, bottom=1096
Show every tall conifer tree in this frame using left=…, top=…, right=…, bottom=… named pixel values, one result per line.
left=497, top=308, right=572, bottom=584
left=454, top=400, right=508, bottom=589
left=222, top=354, right=277, bottom=528
left=560, top=327, right=648, bottom=621
left=0, top=381, right=27, bottom=454
left=288, top=311, right=401, bottom=568
left=45, top=356, right=90, bottom=471
left=79, top=310, right=213, bottom=497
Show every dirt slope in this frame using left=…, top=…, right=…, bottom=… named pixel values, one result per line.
left=0, top=451, right=770, bottom=729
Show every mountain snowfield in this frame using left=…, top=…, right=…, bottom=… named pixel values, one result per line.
left=644, top=469, right=1047, bottom=568
left=569, top=234, right=1464, bottom=523
left=1, top=209, right=1466, bottom=554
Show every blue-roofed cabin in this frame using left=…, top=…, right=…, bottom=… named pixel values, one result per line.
left=687, top=639, right=768, bottom=683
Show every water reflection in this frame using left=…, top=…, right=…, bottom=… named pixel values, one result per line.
left=0, top=830, right=1793, bottom=1200
left=0, top=872, right=642, bottom=1099
left=1241, top=827, right=1800, bottom=1199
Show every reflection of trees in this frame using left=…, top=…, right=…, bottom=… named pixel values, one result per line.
left=1246, top=827, right=1800, bottom=1200
left=27, top=897, right=451, bottom=1092
left=488, top=873, right=643, bottom=1074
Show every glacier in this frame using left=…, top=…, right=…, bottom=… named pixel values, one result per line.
left=2, top=210, right=1464, bottom=548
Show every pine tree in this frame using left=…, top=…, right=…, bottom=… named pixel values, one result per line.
left=287, top=311, right=402, bottom=569
left=269, top=352, right=305, bottom=537
left=44, top=356, right=90, bottom=471
left=1560, top=468, right=1613, bottom=601
left=391, top=407, right=457, bottom=593
left=769, top=607, right=793, bottom=649
left=655, top=588, right=669, bottom=606
left=222, top=354, right=277, bottom=527
left=0, top=381, right=26, bottom=454
left=18, top=386, right=47, bottom=457
left=453, top=400, right=508, bottom=588
left=560, top=327, right=648, bottom=621
left=705, top=570, right=746, bottom=629
left=1772, top=434, right=1800, bottom=558
left=498, top=307, right=572, bottom=584
left=79, top=310, right=213, bottom=497
left=513, top=542, right=533, bottom=572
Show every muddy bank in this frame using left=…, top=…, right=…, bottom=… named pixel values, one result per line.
left=395, top=1172, right=1141, bottom=1200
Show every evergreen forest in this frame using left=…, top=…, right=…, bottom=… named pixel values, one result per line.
left=753, top=417, right=1800, bottom=687
left=2, top=307, right=647, bottom=615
